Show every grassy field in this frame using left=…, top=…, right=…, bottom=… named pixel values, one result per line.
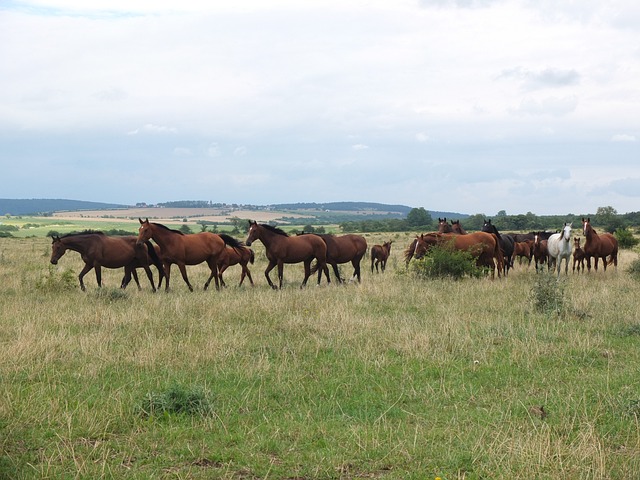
left=1, top=232, right=640, bottom=479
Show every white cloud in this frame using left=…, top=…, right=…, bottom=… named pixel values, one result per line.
left=611, top=134, right=637, bottom=142
left=351, top=144, right=369, bottom=151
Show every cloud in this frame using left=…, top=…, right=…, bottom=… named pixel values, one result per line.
left=611, top=134, right=637, bottom=142
left=127, top=124, right=177, bottom=135
left=351, top=144, right=369, bottom=151
left=499, top=67, right=581, bottom=91
left=509, top=95, right=579, bottom=117
left=605, top=177, right=640, bottom=197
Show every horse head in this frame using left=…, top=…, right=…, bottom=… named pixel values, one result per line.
left=50, top=235, right=65, bottom=264
left=137, top=218, right=153, bottom=245
left=245, top=221, right=259, bottom=246
left=561, top=223, right=572, bottom=242
left=438, top=218, right=453, bottom=233
left=582, top=217, right=591, bottom=236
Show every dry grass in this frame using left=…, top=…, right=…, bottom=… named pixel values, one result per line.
left=1, top=234, right=640, bottom=479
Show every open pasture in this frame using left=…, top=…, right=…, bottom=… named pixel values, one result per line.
left=1, top=234, right=640, bottom=479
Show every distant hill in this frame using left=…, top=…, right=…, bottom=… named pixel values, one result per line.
left=0, top=198, right=468, bottom=220
left=0, top=199, right=128, bottom=216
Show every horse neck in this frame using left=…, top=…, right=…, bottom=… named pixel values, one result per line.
left=59, top=235, right=94, bottom=254
left=253, top=226, right=279, bottom=248
left=147, top=225, right=176, bottom=249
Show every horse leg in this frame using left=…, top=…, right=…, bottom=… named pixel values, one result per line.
left=121, top=267, right=132, bottom=289
left=243, top=265, right=255, bottom=286
left=163, top=263, right=172, bottom=291
left=94, top=265, right=102, bottom=288
left=218, top=265, right=228, bottom=288
left=352, top=259, right=361, bottom=283
left=77, top=263, right=93, bottom=291
left=371, top=256, right=375, bottom=274
left=203, top=260, right=220, bottom=291
left=277, top=261, right=285, bottom=289
left=141, top=265, right=156, bottom=292
left=176, top=263, right=193, bottom=292
left=131, top=268, right=142, bottom=290
left=264, top=261, right=277, bottom=289
left=301, top=260, right=312, bottom=288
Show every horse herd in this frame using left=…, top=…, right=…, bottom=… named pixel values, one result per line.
left=49, top=217, right=619, bottom=292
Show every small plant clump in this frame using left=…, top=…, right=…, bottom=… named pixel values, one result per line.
left=411, top=244, right=481, bottom=280
left=137, top=383, right=215, bottom=418
left=35, top=265, right=77, bottom=292
left=530, top=272, right=565, bottom=316
left=626, top=257, right=640, bottom=281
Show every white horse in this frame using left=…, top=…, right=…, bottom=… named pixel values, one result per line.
left=547, top=223, right=572, bottom=277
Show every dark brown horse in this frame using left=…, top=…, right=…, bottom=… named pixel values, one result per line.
left=533, top=233, right=550, bottom=273
left=245, top=221, right=329, bottom=289
left=572, top=237, right=586, bottom=273
left=581, top=218, right=618, bottom=272
left=371, top=241, right=392, bottom=273
left=410, top=232, right=503, bottom=278
left=217, top=244, right=255, bottom=287
left=451, top=220, right=467, bottom=235
left=513, top=240, right=533, bottom=266
left=437, top=218, right=453, bottom=233
left=137, top=218, right=242, bottom=291
left=309, top=233, right=368, bottom=283
left=50, top=232, right=164, bottom=291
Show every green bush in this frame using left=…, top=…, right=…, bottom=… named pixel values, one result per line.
left=614, top=227, right=639, bottom=249
left=626, top=258, right=640, bottom=281
left=410, top=243, right=481, bottom=280
left=530, top=273, right=565, bottom=316
left=35, top=265, right=77, bottom=292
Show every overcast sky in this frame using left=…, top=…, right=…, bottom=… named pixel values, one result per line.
left=1, top=0, right=639, bottom=215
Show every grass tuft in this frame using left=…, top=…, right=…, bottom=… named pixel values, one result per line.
left=137, top=382, right=215, bottom=418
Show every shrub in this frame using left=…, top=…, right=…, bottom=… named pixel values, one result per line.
left=35, top=266, right=77, bottom=292
left=614, top=227, right=639, bottom=249
left=137, top=383, right=215, bottom=418
left=627, top=258, right=640, bottom=281
left=530, top=272, right=565, bottom=316
left=411, top=243, right=481, bottom=280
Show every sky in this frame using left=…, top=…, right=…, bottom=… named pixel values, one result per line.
left=1, top=0, right=639, bottom=216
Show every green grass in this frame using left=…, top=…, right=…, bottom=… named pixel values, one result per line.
left=1, top=234, right=640, bottom=478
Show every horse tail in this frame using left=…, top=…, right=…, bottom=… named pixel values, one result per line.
left=404, top=239, right=416, bottom=266
left=219, top=233, right=244, bottom=249
left=491, top=234, right=504, bottom=275
left=249, top=249, right=255, bottom=264
left=310, top=260, right=320, bottom=275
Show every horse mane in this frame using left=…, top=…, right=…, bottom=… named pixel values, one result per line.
left=260, top=224, right=289, bottom=237
left=60, top=230, right=105, bottom=238
left=152, top=222, right=184, bottom=235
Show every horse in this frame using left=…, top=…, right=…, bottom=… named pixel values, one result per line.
left=50, top=231, right=164, bottom=291
left=371, top=241, right=392, bottom=273
left=572, top=237, right=586, bottom=273
left=451, top=220, right=467, bottom=235
left=513, top=240, right=533, bottom=266
left=245, top=221, right=330, bottom=289
left=137, top=218, right=242, bottom=291
left=437, top=218, right=453, bottom=233
left=547, top=223, right=573, bottom=277
left=411, top=232, right=503, bottom=278
left=217, top=243, right=255, bottom=287
left=309, top=233, right=368, bottom=283
left=482, top=219, right=515, bottom=275
left=533, top=234, right=550, bottom=273
left=581, top=218, right=618, bottom=272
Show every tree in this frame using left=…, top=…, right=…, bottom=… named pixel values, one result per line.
left=407, top=207, right=432, bottom=228
left=595, top=206, right=622, bottom=232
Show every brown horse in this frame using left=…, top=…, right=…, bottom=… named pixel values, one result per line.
left=411, top=232, right=503, bottom=278
left=437, top=218, right=453, bottom=233
left=217, top=244, right=255, bottom=287
left=371, top=241, right=392, bottom=273
left=572, top=237, right=586, bottom=273
left=137, top=218, right=242, bottom=291
left=513, top=240, right=533, bottom=266
left=245, top=221, right=329, bottom=289
left=581, top=218, right=618, bottom=272
left=451, top=220, right=467, bottom=235
left=50, top=232, right=164, bottom=291
left=309, top=233, right=368, bottom=283
left=533, top=234, right=550, bottom=273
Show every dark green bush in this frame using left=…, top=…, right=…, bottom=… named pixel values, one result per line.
left=410, top=243, right=481, bottom=280
left=614, top=227, right=639, bottom=249
left=530, top=272, right=565, bottom=316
